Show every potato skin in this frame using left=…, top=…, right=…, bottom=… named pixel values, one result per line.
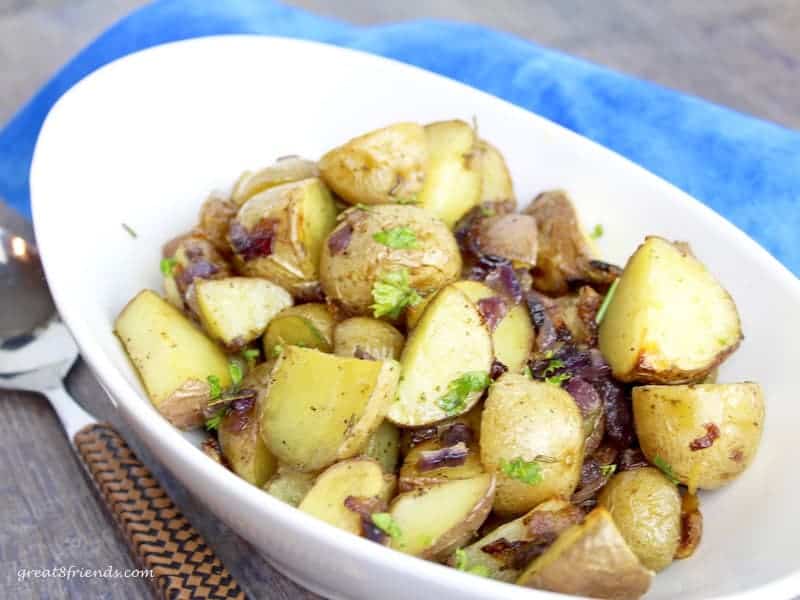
left=633, top=383, right=764, bottom=490
left=319, top=122, right=428, bottom=205
left=481, top=374, right=585, bottom=515
left=319, top=205, right=461, bottom=316
left=598, top=467, right=681, bottom=572
left=333, top=317, right=405, bottom=360
left=263, top=303, right=336, bottom=355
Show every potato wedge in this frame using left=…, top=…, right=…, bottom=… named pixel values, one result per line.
left=598, top=467, right=681, bottom=571
left=481, top=374, right=585, bottom=515
left=388, top=285, right=493, bottom=426
left=231, top=157, right=319, bottom=206
left=319, top=122, right=428, bottom=205
left=388, top=473, right=496, bottom=560
left=263, top=303, right=336, bottom=355
left=599, top=236, right=742, bottom=383
left=418, top=120, right=482, bottom=227
left=399, top=436, right=484, bottom=492
left=230, top=177, right=337, bottom=295
left=259, top=346, right=400, bottom=471
left=363, top=420, right=401, bottom=473
left=162, top=235, right=233, bottom=313
left=114, top=290, right=231, bottom=429
left=333, top=317, right=405, bottom=360
left=299, top=458, right=395, bottom=535
left=468, top=139, right=515, bottom=207
left=633, top=383, right=764, bottom=489
left=517, top=507, right=653, bottom=599
left=194, top=277, right=293, bottom=350
left=263, top=466, right=316, bottom=507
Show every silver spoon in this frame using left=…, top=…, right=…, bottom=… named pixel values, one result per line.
left=0, top=225, right=246, bottom=600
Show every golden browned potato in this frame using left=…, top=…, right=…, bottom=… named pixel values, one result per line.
left=599, top=236, right=742, bottom=383
left=388, top=473, right=496, bottom=560
left=229, top=177, right=337, bottom=295
left=114, top=290, right=231, bottom=429
left=474, top=213, right=538, bottom=266
left=555, top=285, right=602, bottom=346
left=468, top=139, right=515, bottom=207
left=298, top=458, right=395, bottom=535
left=262, top=303, right=337, bottom=355
left=481, top=374, right=585, bottom=515
left=231, top=157, right=319, bottom=206
left=259, top=346, right=400, bottom=471
left=161, top=235, right=233, bottom=313
left=633, top=383, right=764, bottom=489
left=598, top=467, right=681, bottom=571
left=363, top=420, right=400, bottom=473
left=389, top=285, right=492, bottom=427
left=195, top=192, right=237, bottom=253
left=194, top=277, right=293, bottom=350
left=333, top=317, right=405, bottom=360
left=517, top=507, right=653, bottom=599
left=417, top=120, right=482, bottom=227
left=263, top=466, right=316, bottom=506
left=319, top=122, right=428, bottom=205
left=319, top=204, right=461, bottom=317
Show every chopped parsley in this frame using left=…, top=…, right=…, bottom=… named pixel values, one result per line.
left=373, top=226, right=417, bottom=249
left=590, top=224, right=604, bottom=240
left=242, top=348, right=260, bottom=364
left=371, top=513, right=402, bottom=541
left=545, top=372, right=572, bottom=386
left=523, top=364, right=533, bottom=379
left=454, top=548, right=490, bottom=577
left=599, top=464, right=617, bottom=478
left=160, top=257, right=177, bottom=277
left=271, top=344, right=284, bottom=359
left=479, top=205, right=495, bottom=217
left=437, top=371, right=491, bottom=416
left=207, top=375, right=222, bottom=400
left=500, top=457, right=543, bottom=485
left=541, top=356, right=570, bottom=386
left=353, top=203, right=374, bottom=212
left=228, top=361, right=244, bottom=389
left=396, top=195, right=419, bottom=205
left=654, top=456, right=680, bottom=485
left=205, top=409, right=225, bottom=431
left=121, top=223, right=138, bottom=238
left=371, top=268, right=422, bottom=319
left=595, top=278, right=620, bottom=324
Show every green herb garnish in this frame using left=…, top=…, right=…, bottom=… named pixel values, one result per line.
left=205, top=409, right=225, bottom=431
left=396, top=195, right=419, bottom=205
left=371, top=268, right=422, bottom=319
left=595, top=278, right=620, bottom=324
left=121, top=223, right=138, bottom=238
left=160, top=257, right=177, bottom=277
left=543, top=358, right=565, bottom=376
left=373, top=226, right=418, bottom=249
left=590, top=224, right=604, bottom=240
left=545, top=372, right=572, bottom=386
left=479, top=205, right=495, bottom=217
left=371, top=513, right=402, bottom=541
left=353, top=203, right=374, bottom=212
left=654, top=456, right=680, bottom=485
left=599, top=464, right=617, bottom=478
left=271, top=344, right=284, bottom=359
left=454, top=548, right=490, bottom=577
left=228, top=361, right=244, bottom=389
left=207, top=375, right=222, bottom=400
left=500, top=457, right=543, bottom=485
left=523, top=364, right=533, bottom=379
left=242, top=348, right=260, bottom=364
left=437, top=371, right=491, bottom=416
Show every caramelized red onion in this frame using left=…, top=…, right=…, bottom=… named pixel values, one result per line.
left=477, top=296, right=508, bottom=331
left=489, top=359, right=508, bottom=380
left=229, top=220, right=277, bottom=261
left=439, top=423, right=475, bottom=447
left=327, top=223, right=353, bottom=255
left=344, top=496, right=388, bottom=544
left=689, top=423, right=720, bottom=451
left=416, top=442, right=469, bottom=472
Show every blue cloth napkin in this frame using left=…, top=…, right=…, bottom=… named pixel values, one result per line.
left=1, top=0, right=798, bottom=274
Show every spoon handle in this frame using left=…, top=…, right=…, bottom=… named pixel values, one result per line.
left=73, top=422, right=246, bottom=600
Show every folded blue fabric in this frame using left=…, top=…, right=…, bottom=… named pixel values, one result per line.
left=1, top=0, right=797, bottom=274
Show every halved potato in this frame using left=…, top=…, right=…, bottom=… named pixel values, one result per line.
left=388, top=473, right=496, bottom=560
left=194, top=277, right=293, bottom=350
left=259, top=346, right=400, bottom=471
left=517, top=507, right=653, bottom=599
left=230, top=177, right=337, bottom=295
left=114, top=290, right=231, bottom=429
left=319, top=122, right=428, bottom=205
left=388, top=285, right=493, bottom=426
left=598, top=467, right=681, bottom=571
left=481, top=374, right=585, bottom=515
left=599, top=236, right=742, bottom=383
left=298, top=458, right=395, bottom=534
left=231, top=157, right=319, bottom=206
left=633, top=383, right=764, bottom=489
left=418, top=120, right=482, bottom=227
left=263, top=466, right=316, bottom=506
left=399, top=436, right=484, bottom=492
left=468, top=139, right=515, bottom=207
left=333, top=317, right=405, bottom=360
left=263, top=303, right=336, bottom=355
left=363, top=420, right=401, bottom=473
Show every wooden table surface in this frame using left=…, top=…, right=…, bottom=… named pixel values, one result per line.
left=0, top=2, right=797, bottom=599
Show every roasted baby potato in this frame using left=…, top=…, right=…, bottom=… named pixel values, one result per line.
left=231, top=156, right=319, bottom=206
left=263, top=466, right=316, bottom=506
left=598, top=467, right=681, bottom=571
left=474, top=213, right=538, bottom=266
left=389, top=285, right=493, bottom=427
left=262, top=303, right=336, bottom=355
left=194, top=277, right=293, bottom=350
left=633, top=383, right=764, bottom=489
left=162, top=235, right=233, bottom=313
left=517, top=507, right=653, bottom=599
left=320, top=204, right=461, bottom=317
left=319, top=122, right=428, bottom=205
left=333, top=317, right=405, bottom=360
left=114, top=290, right=231, bottom=429
left=481, top=374, right=585, bottom=515
left=468, top=139, right=515, bottom=207
left=259, top=346, right=400, bottom=471
left=195, top=192, right=237, bottom=253
left=418, top=120, right=482, bottom=227
left=363, top=420, right=401, bottom=473
left=457, top=498, right=582, bottom=582
left=388, top=473, right=496, bottom=560
left=229, top=177, right=338, bottom=295
left=599, top=237, right=742, bottom=383
left=298, top=458, right=395, bottom=534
